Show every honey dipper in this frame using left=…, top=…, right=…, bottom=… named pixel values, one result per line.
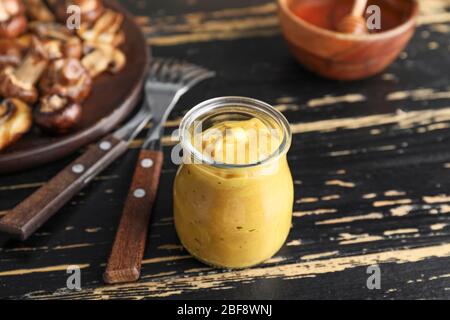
left=337, top=0, right=368, bottom=34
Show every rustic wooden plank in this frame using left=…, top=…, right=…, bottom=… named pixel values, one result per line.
left=0, top=0, right=449, bottom=299
left=14, top=244, right=450, bottom=299
left=131, top=0, right=450, bottom=46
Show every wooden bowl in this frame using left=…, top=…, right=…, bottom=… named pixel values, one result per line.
left=277, top=0, right=419, bottom=80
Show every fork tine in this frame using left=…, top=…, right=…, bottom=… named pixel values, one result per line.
left=178, top=65, right=198, bottom=79
left=168, top=61, right=185, bottom=82
left=182, top=68, right=209, bottom=83
left=184, top=70, right=216, bottom=89
left=148, top=59, right=166, bottom=82
left=147, top=57, right=215, bottom=88
left=160, top=59, right=176, bottom=82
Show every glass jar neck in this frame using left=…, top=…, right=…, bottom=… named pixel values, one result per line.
left=179, top=96, right=292, bottom=170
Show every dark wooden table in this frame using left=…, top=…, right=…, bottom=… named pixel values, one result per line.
left=1, top=0, right=449, bottom=300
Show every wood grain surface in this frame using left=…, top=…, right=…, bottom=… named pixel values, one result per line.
left=0, top=0, right=449, bottom=299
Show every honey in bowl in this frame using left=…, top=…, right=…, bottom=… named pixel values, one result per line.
left=277, top=0, right=419, bottom=80
left=290, top=0, right=412, bottom=34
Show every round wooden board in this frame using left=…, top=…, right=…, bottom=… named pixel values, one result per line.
left=0, top=0, right=149, bottom=174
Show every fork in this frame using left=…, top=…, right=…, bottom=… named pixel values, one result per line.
left=104, top=58, right=215, bottom=284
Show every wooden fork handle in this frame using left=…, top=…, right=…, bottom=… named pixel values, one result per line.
left=103, top=149, right=164, bottom=284
left=0, top=135, right=128, bottom=241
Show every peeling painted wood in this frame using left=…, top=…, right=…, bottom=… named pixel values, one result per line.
left=0, top=0, right=449, bottom=300
left=19, top=243, right=450, bottom=299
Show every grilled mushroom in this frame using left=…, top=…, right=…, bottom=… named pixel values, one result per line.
left=0, top=0, right=28, bottom=38
left=0, top=36, right=48, bottom=104
left=23, top=0, right=55, bottom=22
left=29, top=20, right=73, bottom=39
left=79, top=9, right=124, bottom=48
left=0, top=97, right=32, bottom=150
left=53, top=0, right=104, bottom=26
left=0, top=38, right=23, bottom=68
left=81, top=44, right=125, bottom=78
left=40, top=37, right=81, bottom=60
left=34, top=93, right=81, bottom=134
left=0, top=32, right=35, bottom=69
left=29, top=21, right=82, bottom=59
left=40, top=57, right=92, bottom=102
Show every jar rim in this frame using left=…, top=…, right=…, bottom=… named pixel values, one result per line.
left=179, top=96, right=292, bottom=169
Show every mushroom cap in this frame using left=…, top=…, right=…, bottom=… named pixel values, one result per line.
left=0, top=14, right=27, bottom=38
left=23, top=0, right=56, bottom=22
left=0, top=97, right=15, bottom=125
left=0, top=38, right=24, bottom=68
left=40, top=57, right=92, bottom=102
left=81, top=44, right=125, bottom=78
left=29, top=21, right=83, bottom=60
left=34, top=93, right=82, bottom=134
left=0, top=97, right=32, bottom=151
left=29, top=21, right=73, bottom=39
left=41, top=37, right=82, bottom=60
left=77, top=0, right=104, bottom=24
left=0, top=0, right=27, bottom=37
left=78, top=9, right=124, bottom=48
left=0, top=66, right=39, bottom=104
left=0, top=0, right=25, bottom=22
left=63, top=36, right=82, bottom=59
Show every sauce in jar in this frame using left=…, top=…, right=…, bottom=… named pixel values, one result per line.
left=174, top=97, right=293, bottom=268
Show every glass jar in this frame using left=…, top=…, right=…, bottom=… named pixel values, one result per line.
left=174, top=97, right=293, bottom=269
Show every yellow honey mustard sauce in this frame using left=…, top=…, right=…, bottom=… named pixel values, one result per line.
left=174, top=97, right=294, bottom=269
